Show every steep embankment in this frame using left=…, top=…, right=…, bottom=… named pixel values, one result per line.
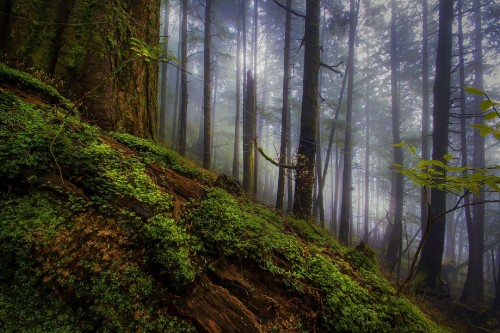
left=0, top=64, right=446, bottom=332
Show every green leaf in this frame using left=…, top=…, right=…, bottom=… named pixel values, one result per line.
left=485, top=111, right=498, bottom=121
left=464, top=86, right=485, bottom=95
left=443, top=154, right=454, bottom=161
left=408, top=145, right=416, bottom=155
left=481, top=100, right=494, bottom=112
left=394, top=142, right=406, bottom=147
left=480, top=126, right=493, bottom=137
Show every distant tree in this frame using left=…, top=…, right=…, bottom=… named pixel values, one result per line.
left=338, top=0, right=359, bottom=244
left=178, top=0, right=189, bottom=156
left=233, top=0, right=242, bottom=181
left=203, top=0, right=213, bottom=169
left=420, top=0, right=430, bottom=231
left=276, top=0, right=292, bottom=212
left=253, top=0, right=260, bottom=197
left=159, top=0, right=171, bottom=144
left=292, top=0, right=321, bottom=219
left=385, top=0, right=404, bottom=268
left=243, top=69, right=256, bottom=194
left=415, top=0, right=454, bottom=294
left=461, top=0, right=485, bottom=304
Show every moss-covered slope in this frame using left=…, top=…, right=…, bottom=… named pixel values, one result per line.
left=0, top=64, right=446, bottom=332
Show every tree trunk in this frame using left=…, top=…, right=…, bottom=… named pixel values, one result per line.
left=461, top=0, right=485, bottom=304
left=363, top=48, right=371, bottom=243
left=416, top=0, right=454, bottom=294
left=276, top=0, right=292, bottom=211
left=159, top=0, right=170, bottom=144
left=338, top=0, right=359, bottom=244
left=0, top=0, right=160, bottom=139
left=292, top=0, right=321, bottom=220
left=494, top=244, right=500, bottom=310
left=233, top=0, right=242, bottom=181
left=385, top=0, right=404, bottom=267
left=243, top=69, right=256, bottom=194
left=252, top=0, right=259, bottom=197
left=172, top=22, right=182, bottom=147
left=421, top=0, right=430, bottom=231
left=203, top=0, right=213, bottom=169
left=178, top=0, right=189, bottom=156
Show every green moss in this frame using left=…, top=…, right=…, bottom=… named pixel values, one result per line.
left=142, top=214, right=198, bottom=288
left=0, top=64, right=447, bottom=333
left=189, top=189, right=445, bottom=332
left=111, top=132, right=208, bottom=181
left=0, top=63, right=72, bottom=106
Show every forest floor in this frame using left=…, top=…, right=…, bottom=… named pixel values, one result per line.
left=0, top=63, right=463, bottom=332
left=380, top=270, right=500, bottom=333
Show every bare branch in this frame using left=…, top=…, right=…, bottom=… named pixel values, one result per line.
left=272, top=0, right=306, bottom=19
left=320, top=61, right=343, bottom=76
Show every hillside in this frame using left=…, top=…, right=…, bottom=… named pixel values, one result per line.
left=0, top=63, right=446, bottom=332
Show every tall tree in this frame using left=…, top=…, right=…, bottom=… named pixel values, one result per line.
left=233, top=0, right=243, bottom=180
left=203, top=0, right=213, bottom=169
left=292, top=0, right=321, bottom=219
left=363, top=47, right=371, bottom=243
left=421, top=0, right=430, bottom=230
left=338, top=0, right=359, bottom=244
left=243, top=69, right=256, bottom=194
left=159, top=0, right=171, bottom=144
left=416, top=0, right=454, bottom=293
left=276, top=0, right=292, bottom=212
left=252, top=0, right=260, bottom=197
left=385, top=0, right=404, bottom=267
left=178, top=0, right=189, bottom=156
left=460, top=0, right=485, bottom=304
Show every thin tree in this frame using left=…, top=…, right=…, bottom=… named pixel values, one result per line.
left=178, top=0, right=189, bottom=156
left=385, top=0, right=404, bottom=267
left=363, top=46, right=371, bottom=243
left=276, top=0, right=292, bottom=212
left=338, top=0, right=359, bottom=244
left=416, top=0, right=454, bottom=293
left=461, top=0, right=485, bottom=304
left=243, top=69, right=256, bottom=194
left=421, top=0, right=430, bottom=230
left=253, top=0, right=259, bottom=196
left=203, top=0, right=213, bottom=169
left=159, top=0, right=171, bottom=144
left=292, top=0, right=321, bottom=219
left=233, top=0, right=242, bottom=180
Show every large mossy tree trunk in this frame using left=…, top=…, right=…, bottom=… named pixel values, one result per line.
left=0, top=0, right=160, bottom=139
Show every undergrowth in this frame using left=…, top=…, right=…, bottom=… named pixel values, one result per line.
left=0, top=64, right=447, bottom=332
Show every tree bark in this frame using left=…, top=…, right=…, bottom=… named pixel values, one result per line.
left=461, top=0, right=485, bottom=304
left=416, top=0, right=454, bottom=294
left=178, top=0, right=189, bottom=156
left=203, top=0, right=213, bottom=169
left=421, top=0, right=430, bottom=231
left=159, top=0, right=170, bottom=144
left=276, top=0, right=292, bottom=212
left=243, top=69, right=256, bottom=194
left=232, top=0, right=242, bottom=181
left=292, top=0, right=321, bottom=219
left=385, top=0, right=404, bottom=267
left=0, top=0, right=160, bottom=139
left=338, top=0, right=358, bottom=244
